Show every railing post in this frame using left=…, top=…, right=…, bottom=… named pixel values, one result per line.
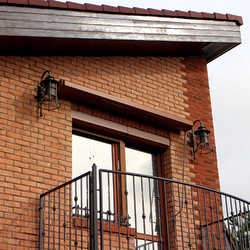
left=90, top=164, right=98, bottom=250
left=99, top=169, right=103, bottom=250
left=201, top=226, right=207, bottom=250
left=39, top=196, right=44, bottom=250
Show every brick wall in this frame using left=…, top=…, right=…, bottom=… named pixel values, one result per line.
left=183, top=57, right=219, bottom=189
left=0, top=55, right=219, bottom=249
left=0, top=56, right=72, bottom=249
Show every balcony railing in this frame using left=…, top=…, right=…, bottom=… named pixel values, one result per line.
left=39, top=165, right=250, bottom=249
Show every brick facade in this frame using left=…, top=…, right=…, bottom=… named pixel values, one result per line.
left=0, top=55, right=218, bottom=249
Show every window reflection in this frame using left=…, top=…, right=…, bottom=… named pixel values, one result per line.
left=125, top=148, right=159, bottom=238
left=72, top=134, right=113, bottom=178
left=72, top=133, right=114, bottom=216
left=125, top=147, right=156, bottom=175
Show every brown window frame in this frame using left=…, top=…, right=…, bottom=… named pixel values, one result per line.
left=72, top=127, right=166, bottom=240
left=72, top=110, right=169, bottom=247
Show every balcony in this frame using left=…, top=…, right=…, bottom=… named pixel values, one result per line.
left=39, top=165, right=250, bottom=249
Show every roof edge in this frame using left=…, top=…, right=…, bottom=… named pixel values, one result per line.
left=0, top=0, right=243, bottom=26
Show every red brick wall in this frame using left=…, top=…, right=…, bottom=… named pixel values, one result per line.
left=0, top=56, right=72, bottom=250
left=183, top=57, right=219, bottom=189
left=0, top=55, right=219, bottom=249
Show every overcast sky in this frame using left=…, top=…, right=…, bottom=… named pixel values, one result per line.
left=61, top=0, right=250, bottom=201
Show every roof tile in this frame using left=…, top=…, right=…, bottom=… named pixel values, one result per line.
left=118, top=6, right=135, bottom=14
left=102, top=4, right=119, bottom=13
left=162, top=9, right=177, bottom=17
left=202, top=12, right=215, bottom=19
left=29, top=0, right=49, bottom=6
left=67, top=1, right=86, bottom=10
left=189, top=11, right=203, bottom=18
left=85, top=3, right=103, bottom=11
left=227, top=14, right=243, bottom=25
left=0, top=0, right=7, bottom=3
left=7, top=0, right=28, bottom=4
left=176, top=10, right=190, bottom=18
left=148, top=8, right=164, bottom=16
left=214, top=12, right=227, bottom=20
left=134, top=7, right=150, bottom=15
left=48, top=0, right=67, bottom=8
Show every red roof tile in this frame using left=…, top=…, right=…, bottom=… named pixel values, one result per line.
left=227, top=14, right=243, bottom=25
left=84, top=3, right=103, bottom=11
left=1, top=0, right=243, bottom=26
left=29, top=0, right=48, bottom=6
left=176, top=10, right=191, bottom=18
left=202, top=12, right=215, bottom=19
left=214, top=12, right=228, bottom=20
left=48, top=0, right=67, bottom=8
left=133, top=7, right=150, bottom=15
left=102, top=4, right=119, bottom=13
left=162, top=9, right=177, bottom=17
left=118, top=6, right=135, bottom=14
left=7, top=0, right=28, bottom=4
left=148, top=8, right=164, bottom=16
left=189, top=11, right=203, bottom=19
left=66, top=1, right=86, bottom=10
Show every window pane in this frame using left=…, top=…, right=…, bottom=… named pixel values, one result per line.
left=125, top=147, right=160, bottom=239
left=72, top=134, right=113, bottom=178
left=72, top=133, right=114, bottom=215
left=125, top=147, right=155, bottom=175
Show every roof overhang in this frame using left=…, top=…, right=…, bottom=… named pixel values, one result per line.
left=0, top=5, right=242, bottom=62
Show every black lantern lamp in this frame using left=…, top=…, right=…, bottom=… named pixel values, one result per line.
left=188, top=119, right=213, bottom=159
left=36, top=70, right=61, bottom=117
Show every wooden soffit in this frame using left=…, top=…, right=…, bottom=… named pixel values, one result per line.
left=58, top=80, right=193, bottom=132
left=0, top=6, right=242, bottom=62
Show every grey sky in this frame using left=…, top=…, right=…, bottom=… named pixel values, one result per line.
left=62, top=0, right=250, bottom=201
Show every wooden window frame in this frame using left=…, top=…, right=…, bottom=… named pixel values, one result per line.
left=73, top=127, right=167, bottom=248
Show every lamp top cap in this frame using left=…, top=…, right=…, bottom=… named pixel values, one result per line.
left=40, top=75, right=60, bottom=87
left=194, top=125, right=210, bottom=135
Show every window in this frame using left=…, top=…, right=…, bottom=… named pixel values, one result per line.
left=72, top=129, right=164, bottom=249
left=72, top=129, right=159, bottom=179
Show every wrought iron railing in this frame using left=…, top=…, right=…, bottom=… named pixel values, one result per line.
left=39, top=165, right=250, bottom=249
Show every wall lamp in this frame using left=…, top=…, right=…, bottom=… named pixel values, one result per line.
left=188, top=120, right=213, bottom=159
left=35, top=70, right=61, bottom=117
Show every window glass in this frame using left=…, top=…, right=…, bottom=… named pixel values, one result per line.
left=72, top=132, right=115, bottom=215
left=72, top=133, right=113, bottom=178
left=125, top=147, right=159, bottom=237
left=125, top=147, right=155, bottom=175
